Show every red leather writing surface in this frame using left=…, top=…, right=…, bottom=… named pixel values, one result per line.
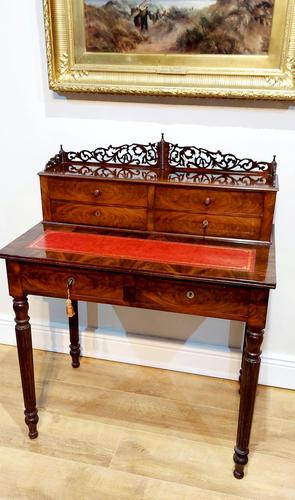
left=29, top=231, right=256, bottom=272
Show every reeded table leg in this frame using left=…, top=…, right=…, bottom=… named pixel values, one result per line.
left=69, top=300, right=80, bottom=368
left=13, top=297, right=39, bottom=439
left=238, top=326, right=247, bottom=393
left=233, top=326, right=264, bottom=479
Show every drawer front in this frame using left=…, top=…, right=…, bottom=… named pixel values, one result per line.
left=20, top=264, right=249, bottom=320
left=21, top=265, right=123, bottom=302
left=135, top=277, right=250, bottom=319
left=155, top=186, right=263, bottom=215
left=48, top=178, right=148, bottom=207
left=51, top=201, right=147, bottom=230
left=154, top=210, right=261, bottom=239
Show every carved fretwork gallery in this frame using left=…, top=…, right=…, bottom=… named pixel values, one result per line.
left=0, top=135, right=277, bottom=479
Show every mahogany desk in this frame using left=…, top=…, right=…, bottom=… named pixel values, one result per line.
left=0, top=136, right=277, bottom=479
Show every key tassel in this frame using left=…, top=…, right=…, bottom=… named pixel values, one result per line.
left=66, top=278, right=75, bottom=318
left=66, top=298, right=75, bottom=318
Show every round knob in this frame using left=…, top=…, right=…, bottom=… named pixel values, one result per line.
left=204, top=197, right=211, bottom=206
left=93, top=189, right=100, bottom=197
left=202, top=219, right=209, bottom=229
left=95, top=210, right=101, bottom=217
left=186, top=290, right=195, bottom=299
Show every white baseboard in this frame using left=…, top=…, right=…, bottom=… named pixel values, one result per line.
left=1, top=316, right=294, bottom=390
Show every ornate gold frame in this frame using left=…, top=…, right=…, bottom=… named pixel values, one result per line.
left=44, top=0, right=295, bottom=99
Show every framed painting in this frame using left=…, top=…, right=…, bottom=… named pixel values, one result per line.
left=43, top=0, right=295, bottom=99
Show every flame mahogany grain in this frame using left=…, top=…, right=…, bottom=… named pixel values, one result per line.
left=0, top=137, right=278, bottom=479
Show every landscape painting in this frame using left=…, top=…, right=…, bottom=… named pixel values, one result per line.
left=84, top=0, right=275, bottom=55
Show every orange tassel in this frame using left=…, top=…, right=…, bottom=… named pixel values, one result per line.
left=66, top=298, right=75, bottom=318
left=66, top=278, right=75, bottom=318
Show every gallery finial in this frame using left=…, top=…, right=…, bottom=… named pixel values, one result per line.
left=59, top=144, right=66, bottom=162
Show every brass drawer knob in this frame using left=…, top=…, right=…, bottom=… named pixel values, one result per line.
left=95, top=210, right=101, bottom=217
left=93, top=189, right=101, bottom=197
left=202, top=219, right=209, bottom=229
left=204, top=197, right=211, bottom=206
left=186, top=290, right=195, bottom=299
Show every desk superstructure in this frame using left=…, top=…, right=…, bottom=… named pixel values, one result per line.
left=0, top=135, right=278, bottom=479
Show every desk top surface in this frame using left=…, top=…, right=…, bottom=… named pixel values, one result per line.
left=0, top=223, right=276, bottom=289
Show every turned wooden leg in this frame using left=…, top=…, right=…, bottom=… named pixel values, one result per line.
left=69, top=300, right=80, bottom=368
left=238, top=326, right=247, bottom=392
left=233, top=327, right=264, bottom=479
left=13, top=297, right=39, bottom=439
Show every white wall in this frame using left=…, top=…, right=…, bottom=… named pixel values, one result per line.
left=1, top=1, right=295, bottom=388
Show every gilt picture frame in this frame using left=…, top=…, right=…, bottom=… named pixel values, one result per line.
left=43, top=0, right=295, bottom=99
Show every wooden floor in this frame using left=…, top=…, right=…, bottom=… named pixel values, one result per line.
left=1, top=344, right=295, bottom=499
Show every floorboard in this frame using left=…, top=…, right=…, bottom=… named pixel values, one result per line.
left=1, top=344, right=295, bottom=499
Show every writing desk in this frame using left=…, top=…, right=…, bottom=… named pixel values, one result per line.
left=0, top=136, right=277, bottom=479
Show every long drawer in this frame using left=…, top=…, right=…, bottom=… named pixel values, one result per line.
left=50, top=200, right=147, bottom=230
left=153, top=210, right=261, bottom=239
left=47, top=177, right=148, bottom=207
left=20, top=263, right=250, bottom=321
left=154, top=186, right=264, bottom=215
